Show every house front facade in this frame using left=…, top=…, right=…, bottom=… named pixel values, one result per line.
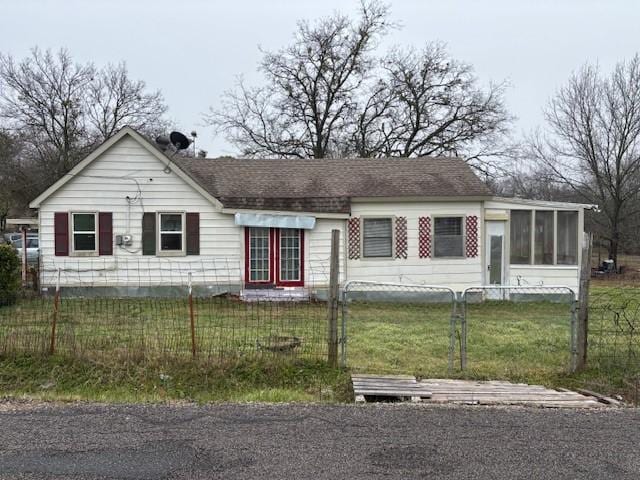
left=29, top=127, right=593, bottom=295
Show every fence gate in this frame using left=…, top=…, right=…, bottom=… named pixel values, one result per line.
left=340, top=281, right=457, bottom=374
left=461, top=285, right=578, bottom=375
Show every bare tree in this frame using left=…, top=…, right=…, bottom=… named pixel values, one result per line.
left=0, top=131, right=31, bottom=228
left=206, top=1, right=392, bottom=158
left=86, top=62, right=168, bottom=141
left=530, top=56, right=640, bottom=264
left=0, top=48, right=94, bottom=176
left=0, top=48, right=170, bottom=209
left=350, top=43, right=512, bottom=169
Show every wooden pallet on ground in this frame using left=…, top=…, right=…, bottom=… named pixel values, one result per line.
left=352, top=374, right=433, bottom=403
left=351, top=375, right=612, bottom=408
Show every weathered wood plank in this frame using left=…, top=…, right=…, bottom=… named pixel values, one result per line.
left=351, top=375, right=609, bottom=407
left=352, top=374, right=416, bottom=380
left=576, top=388, right=622, bottom=406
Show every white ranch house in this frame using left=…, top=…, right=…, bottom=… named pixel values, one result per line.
left=30, top=127, right=593, bottom=296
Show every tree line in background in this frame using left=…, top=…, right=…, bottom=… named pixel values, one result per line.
left=0, top=48, right=170, bottom=229
left=1, top=1, right=639, bottom=264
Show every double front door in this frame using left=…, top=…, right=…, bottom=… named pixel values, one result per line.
left=245, top=227, right=304, bottom=287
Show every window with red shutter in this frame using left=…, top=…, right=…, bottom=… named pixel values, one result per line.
left=186, top=213, right=200, bottom=255
left=98, top=212, right=113, bottom=255
left=54, top=212, right=69, bottom=256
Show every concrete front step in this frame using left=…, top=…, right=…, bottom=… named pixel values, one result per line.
left=240, top=288, right=310, bottom=302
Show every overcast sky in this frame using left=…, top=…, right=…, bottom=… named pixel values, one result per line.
left=2, top=0, right=638, bottom=156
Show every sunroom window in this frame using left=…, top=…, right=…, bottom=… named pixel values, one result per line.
left=72, top=213, right=97, bottom=252
left=534, top=211, right=554, bottom=265
left=510, top=209, right=579, bottom=266
left=510, top=210, right=531, bottom=264
left=557, top=211, right=578, bottom=265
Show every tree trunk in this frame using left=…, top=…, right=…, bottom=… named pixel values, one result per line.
left=609, top=237, right=618, bottom=267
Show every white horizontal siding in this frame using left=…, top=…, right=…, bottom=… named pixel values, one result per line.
left=347, top=201, right=483, bottom=290
left=306, top=218, right=346, bottom=287
left=508, top=266, right=580, bottom=291
left=39, top=136, right=241, bottom=287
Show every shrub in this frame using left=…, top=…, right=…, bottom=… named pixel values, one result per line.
left=0, top=243, right=21, bottom=306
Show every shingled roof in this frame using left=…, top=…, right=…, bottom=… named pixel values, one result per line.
left=172, top=156, right=492, bottom=214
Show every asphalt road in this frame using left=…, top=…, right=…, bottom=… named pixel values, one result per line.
left=0, top=402, right=638, bottom=479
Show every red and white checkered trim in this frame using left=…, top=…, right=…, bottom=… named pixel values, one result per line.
left=395, top=217, right=408, bottom=259
left=465, top=215, right=479, bottom=258
left=348, top=217, right=360, bottom=260
left=418, top=216, right=431, bottom=258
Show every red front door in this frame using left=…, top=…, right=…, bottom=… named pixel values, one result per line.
left=244, top=227, right=304, bottom=287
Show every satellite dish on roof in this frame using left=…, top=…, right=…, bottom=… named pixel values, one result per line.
left=170, top=131, right=191, bottom=150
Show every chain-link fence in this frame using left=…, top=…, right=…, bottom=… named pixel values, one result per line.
left=340, top=281, right=579, bottom=379
left=341, top=281, right=457, bottom=374
left=461, top=286, right=577, bottom=378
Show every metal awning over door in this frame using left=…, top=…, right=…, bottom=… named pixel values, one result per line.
left=234, top=213, right=316, bottom=230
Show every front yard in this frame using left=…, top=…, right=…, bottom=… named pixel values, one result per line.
left=0, top=284, right=638, bottom=403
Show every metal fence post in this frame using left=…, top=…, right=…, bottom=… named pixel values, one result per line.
left=570, top=298, right=578, bottom=373
left=460, top=292, right=467, bottom=371
left=448, top=292, right=457, bottom=373
left=49, top=268, right=61, bottom=355
left=188, top=272, right=196, bottom=358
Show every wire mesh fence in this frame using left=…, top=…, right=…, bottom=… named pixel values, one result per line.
left=461, top=286, right=577, bottom=378
left=5, top=255, right=639, bottom=382
left=0, top=257, right=334, bottom=363
left=341, top=281, right=457, bottom=374
left=588, top=286, right=640, bottom=374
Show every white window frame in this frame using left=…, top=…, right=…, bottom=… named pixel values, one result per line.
left=432, top=215, right=466, bottom=259
left=70, top=211, right=98, bottom=256
left=157, top=212, right=186, bottom=256
left=509, top=209, right=579, bottom=267
left=361, top=217, right=394, bottom=259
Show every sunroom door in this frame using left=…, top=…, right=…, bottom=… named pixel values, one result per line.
left=485, top=220, right=506, bottom=299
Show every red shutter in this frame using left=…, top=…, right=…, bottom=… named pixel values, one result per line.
left=99, top=212, right=113, bottom=256
left=142, top=212, right=156, bottom=255
left=395, top=217, right=408, bottom=259
left=186, top=212, right=200, bottom=255
left=348, top=217, right=360, bottom=260
left=418, top=216, right=432, bottom=258
left=465, top=215, right=479, bottom=258
left=54, top=212, right=69, bottom=256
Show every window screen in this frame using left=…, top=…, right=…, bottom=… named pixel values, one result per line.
left=510, top=210, right=531, bottom=264
left=534, top=211, right=554, bottom=265
left=363, top=218, right=392, bottom=257
left=434, top=217, right=464, bottom=257
left=557, top=211, right=578, bottom=265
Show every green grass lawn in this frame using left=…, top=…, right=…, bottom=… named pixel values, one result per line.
left=1, top=285, right=638, bottom=403
left=346, top=300, right=573, bottom=384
